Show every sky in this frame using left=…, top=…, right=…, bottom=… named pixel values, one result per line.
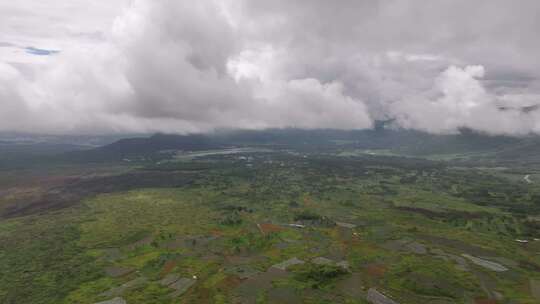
left=1, top=0, right=539, bottom=135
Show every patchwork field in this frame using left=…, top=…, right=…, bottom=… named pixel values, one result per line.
left=1, top=151, right=540, bottom=303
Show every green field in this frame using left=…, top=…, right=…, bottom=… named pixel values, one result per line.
left=1, top=151, right=540, bottom=304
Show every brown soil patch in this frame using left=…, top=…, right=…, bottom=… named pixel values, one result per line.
left=365, top=264, right=386, bottom=278
left=258, top=223, right=284, bottom=235
left=217, top=275, right=243, bottom=290
left=161, top=260, right=177, bottom=276
left=303, top=196, right=314, bottom=207
left=181, top=285, right=208, bottom=304
left=211, top=229, right=224, bottom=237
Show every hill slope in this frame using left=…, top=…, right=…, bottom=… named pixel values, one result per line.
left=70, top=128, right=540, bottom=163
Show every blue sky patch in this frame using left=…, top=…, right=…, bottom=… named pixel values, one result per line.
left=25, top=47, right=60, bottom=56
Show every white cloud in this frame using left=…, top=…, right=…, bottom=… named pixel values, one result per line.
left=391, top=65, right=540, bottom=135
left=0, top=0, right=539, bottom=135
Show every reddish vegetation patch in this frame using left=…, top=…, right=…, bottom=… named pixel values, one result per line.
left=365, top=264, right=387, bottom=278
left=183, top=285, right=207, bottom=303
left=350, top=234, right=362, bottom=244
left=211, top=229, right=224, bottom=237
left=161, top=260, right=177, bottom=276
left=303, top=196, right=314, bottom=207
left=258, top=223, right=284, bottom=235
left=474, top=299, right=497, bottom=304
left=340, top=240, right=349, bottom=248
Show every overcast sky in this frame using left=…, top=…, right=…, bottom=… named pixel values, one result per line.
left=1, top=0, right=540, bottom=135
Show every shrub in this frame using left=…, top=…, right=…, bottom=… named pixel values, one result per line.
left=291, top=263, right=348, bottom=289
left=294, top=210, right=322, bottom=221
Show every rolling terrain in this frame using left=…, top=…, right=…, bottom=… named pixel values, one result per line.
left=1, top=130, right=540, bottom=304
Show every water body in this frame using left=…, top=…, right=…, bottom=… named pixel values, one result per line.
left=175, top=147, right=273, bottom=160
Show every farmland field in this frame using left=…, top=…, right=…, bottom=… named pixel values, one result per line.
left=1, top=148, right=540, bottom=304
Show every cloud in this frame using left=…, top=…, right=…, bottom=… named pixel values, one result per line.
left=391, top=65, right=540, bottom=135
left=0, top=63, right=28, bottom=126
left=0, top=0, right=539, bottom=135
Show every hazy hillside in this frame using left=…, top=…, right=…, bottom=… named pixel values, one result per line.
left=3, top=128, right=540, bottom=166
left=67, top=128, right=537, bottom=163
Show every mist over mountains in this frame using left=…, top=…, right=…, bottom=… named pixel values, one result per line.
left=29, top=127, right=538, bottom=165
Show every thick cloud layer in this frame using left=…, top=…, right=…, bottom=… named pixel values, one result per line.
left=1, top=0, right=539, bottom=134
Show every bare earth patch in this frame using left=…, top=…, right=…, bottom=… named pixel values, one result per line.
left=365, top=264, right=387, bottom=278
left=257, top=223, right=284, bottom=235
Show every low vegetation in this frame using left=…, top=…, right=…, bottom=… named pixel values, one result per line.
left=2, top=146, right=540, bottom=303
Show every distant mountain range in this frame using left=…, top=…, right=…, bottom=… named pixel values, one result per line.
left=3, top=127, right=540, bottom=165
left=65, top=127, right=540, bottom=164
